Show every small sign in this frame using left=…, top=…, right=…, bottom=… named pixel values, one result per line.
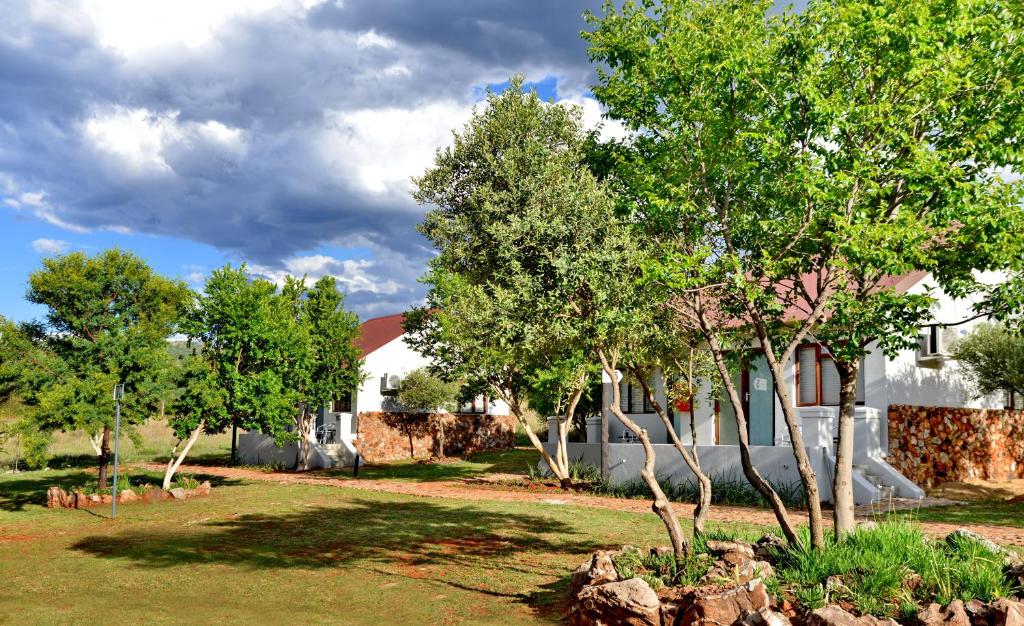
left=753, top=377, right=768, bottom=391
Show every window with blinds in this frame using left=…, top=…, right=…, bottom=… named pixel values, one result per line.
left=820, top=358, right=840, bottom=406
left=798, top=346, right=819, bottom=405
left=619, top=380, right=654, bottom=413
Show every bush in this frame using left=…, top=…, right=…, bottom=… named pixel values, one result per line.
left=772, top=520, right=1014, bottom=618
left=18, top=428, right=51, bottom=470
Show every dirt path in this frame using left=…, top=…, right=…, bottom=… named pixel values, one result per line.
left=140, top=463, right=1024, bottom=546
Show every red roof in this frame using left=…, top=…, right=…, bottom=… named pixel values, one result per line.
left=354, top=312, right=406, bottom=357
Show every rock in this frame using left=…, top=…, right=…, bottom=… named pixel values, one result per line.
left=965, top=600, right=995, bottom=626
left=117, top=489, right=138, bottom=503
left=702, top=559, right=775, bottom=586
left=918, top=601, right=970, bottom=626
left=991, top=599, right=1024, bottom=626
left=570, top=551, right=619, bottom=599
left=946, top=529, right=1003, bottom=554
left=100, top=494, right=112, bottom=504
left=650, top=546, right=674, bottom=559
left=569, top=578, right=661, bottom=626
left=705, top=540, right=756, bottom=559
left=806, top=605, right=899, bottom=626
left=169, top=488, right=187, bottom=500
left=196, top=481, right=212, bottom=496
left=677, top=579, right=770, bottom=626
left=740, top=608, right=794, bottom=626
left=753, top=535, right=787, bottom=561
left=47, top=486, right=71, bottom=508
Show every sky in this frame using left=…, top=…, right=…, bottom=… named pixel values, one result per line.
left=1, top=1, right=809, bottom=323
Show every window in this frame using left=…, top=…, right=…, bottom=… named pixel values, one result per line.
left=459, top=395, right=488, bottom=414
left=619, top=380, right=654, bottom=414
left=331, top=393, right=351, bottom=413
left=796, top=345, right=866, bottom=407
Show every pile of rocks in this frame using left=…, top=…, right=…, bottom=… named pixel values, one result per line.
left=46, top=481, right=212, bottom=509
left=567, top=532, right=1024, bottom=626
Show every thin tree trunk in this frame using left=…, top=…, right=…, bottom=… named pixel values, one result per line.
left=833, top=360, right=859, bottom=539
left=499, top=387, right=571, bottom=485
left=297, top=409, right=318, bottom=470
left=88, top=433, right=103, bottom=457
left=697, top=313, right=802, bottom=548
left=634, top=370, right=713, bottom=536
left=601, top=397, right=610, bottom=482
left=435, top=415, right=446, bottom=458
left=163, top=420, right=205, bottom=489
left=97, top=425, right=111, bottom=490
left=689, top=398, right=712, bottom=535
left=556, top=386, right=584, bottom=488
left=754, top=334, right=827, bottom=550
left=600, top=349, right=690, bottom=562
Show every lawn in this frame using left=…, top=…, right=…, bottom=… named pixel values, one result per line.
left=325, top=448, right=539, bottom=482
left=0, top=467, right=767, bottom=625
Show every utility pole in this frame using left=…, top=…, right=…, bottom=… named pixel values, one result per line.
left=111, top=383, right=124, bottom=519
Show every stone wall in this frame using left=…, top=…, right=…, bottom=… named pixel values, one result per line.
left=887, top=404, right=1024, bottom=488
left=355, top=411, right=516, bottom=463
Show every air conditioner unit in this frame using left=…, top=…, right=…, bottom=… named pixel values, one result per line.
left=918, top=326, right=957, bottom=367
left=380, top=373, right=400, bottom=394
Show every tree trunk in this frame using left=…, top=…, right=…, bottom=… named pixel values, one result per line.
left=634, top=370, right=713, bottom=536
left=755, top=337, right=827, bottom=550
left=689, top=400, right=712, bottom=536
left=601, top=399, right=610, bottom=482
left=163, top=420, right=205, bottom=490
left=97, top=425, right=111, bottom=490
left=600, top=350, right=690, bottom=562
left=833, top=360, right=859, bottom=539
left=555, top=386, right=583, bottom=488
left=499, top=387, right=571, bottom=486
left=230, top=421, right=238, bottom=466
left=88, top=432, right=103, bottom=457
left=434, top=414, right=446, bottom=459
left=698, top=314, right=802, bottom=548
left=296, top=409, right=318, bottom=471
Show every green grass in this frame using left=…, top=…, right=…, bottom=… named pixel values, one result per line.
left=0, top=466, right=766, bottom=625
left=324, top=448, right=539, bottom=482
left=886, top=501, right=1024, bottom=529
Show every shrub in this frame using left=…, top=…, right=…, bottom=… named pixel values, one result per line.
left=175, top=474, right=200, bottom=490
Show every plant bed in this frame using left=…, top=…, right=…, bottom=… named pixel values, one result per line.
left=567, top=522, right=1024, bottom=626
left=46, top=479, right=212, bottom=509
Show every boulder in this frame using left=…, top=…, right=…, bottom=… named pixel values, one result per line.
left=46, top=486, right=71, bottom=508
left=196, top=481, right=212, bottom=496
left=740, top=608, right=794, bottom=626
left=169, top=487, right=187, bottom=500
left=918, top=601, right=970, bottom=626
left=991, top=599, right=1024, bottom=626
left=806, top=605, right=899, bottom=626
left=100, top=494, right=112, bottom=504
left=569, top=578, right=661, bottom=626
left=705, top=540, right=756, bottom=559
left=117, top=489, right=138, bottom=503
left=570, top=551, right=619, bottom=599
left=677, top=579, right=770, bottom=626
left=701, top=559, right=774, bottom=586
left=753, top=535, right=787, bottom=561
left=966, top=599, right=995, bottom=626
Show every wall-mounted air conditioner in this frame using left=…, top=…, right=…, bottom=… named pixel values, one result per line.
left=380, top=373, right=400, bottom=394
left=917, top=325, right=957, bottom=368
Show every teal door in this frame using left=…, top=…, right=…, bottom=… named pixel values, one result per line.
left=717, top=370, right=742, bottom=445
left=747, top=354, right=774, bottom=446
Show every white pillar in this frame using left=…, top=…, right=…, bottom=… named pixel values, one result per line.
left=547, top=416, right=559, bottom=444
left=853, top=406, right=882, bottom=461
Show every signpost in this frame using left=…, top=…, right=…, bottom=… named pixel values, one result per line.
left=111, top=383, right=125, bottom=519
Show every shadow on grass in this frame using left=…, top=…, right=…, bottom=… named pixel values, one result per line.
left=70, top=496, right=587, bottom=616
left=321, top=448, right=538, bottom=483
left=0, top=470, right=244, bottom=512
left=889, top=502, right=1024, bottom=529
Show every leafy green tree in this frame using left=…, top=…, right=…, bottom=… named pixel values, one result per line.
left=23, top=249, right=188, bottom=488
left=172, top=265, right=303, bottom=480
left=587, top=0, right=1024, bottom=544
left=396, top=367, right=459, bottom=458
left=284, top=275, right=363, bottom=470
left=953, top=323, right=1024, bottom=410
left=412, top=79, right=693, bottom=561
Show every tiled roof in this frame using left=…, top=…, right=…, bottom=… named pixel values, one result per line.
left=354, top=312, right=406, bottom=357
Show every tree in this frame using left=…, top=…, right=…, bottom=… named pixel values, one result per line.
left=953, top=323, right=1024, bottom=409
left=24, top=249, right=188, bottom=489
left=284, top=276, right=363, bottom=470
left=587, top=0, right=1024, bottom=544
left=170, top=265, right=303, bottom=484
left=396, top=367, right=459, bottom=458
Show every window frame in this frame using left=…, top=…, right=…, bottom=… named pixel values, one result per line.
left=796, top=344, right=867, bottom=407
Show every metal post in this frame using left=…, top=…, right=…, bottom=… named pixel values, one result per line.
left=111, top=383, right=124, bottom=519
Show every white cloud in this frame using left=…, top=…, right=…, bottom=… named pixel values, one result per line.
left=355, top=30, right=395, bottom=49
left=318, top=101, right=472, bottom=196
left=249, top=254, right=401, bottom=295
left=31, top=238, right=71, bottom=254
left=83, top=106, right=247, bottom=174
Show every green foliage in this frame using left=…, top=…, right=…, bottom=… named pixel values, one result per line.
left=396, top=368, right=459, bottom=414
left=16, top=424, right=51, bottom=470
left=175, top=474, right=200, bottom=490
left=580, top=469, right=807, bottom=510
left=953, top=323, right=1024, bottom=407
left=773, top=520, right=1013, bottom=617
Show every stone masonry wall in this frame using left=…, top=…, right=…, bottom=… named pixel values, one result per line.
left=887, top=404, right=1024, bottom=489
left=355, top=411, right=516, bottom=463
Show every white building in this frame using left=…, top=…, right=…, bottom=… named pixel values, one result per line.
left=546, top=271, right=1007, bottom=504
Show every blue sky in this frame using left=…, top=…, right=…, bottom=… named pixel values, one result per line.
left=0, top=0, right=614, bottom=321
